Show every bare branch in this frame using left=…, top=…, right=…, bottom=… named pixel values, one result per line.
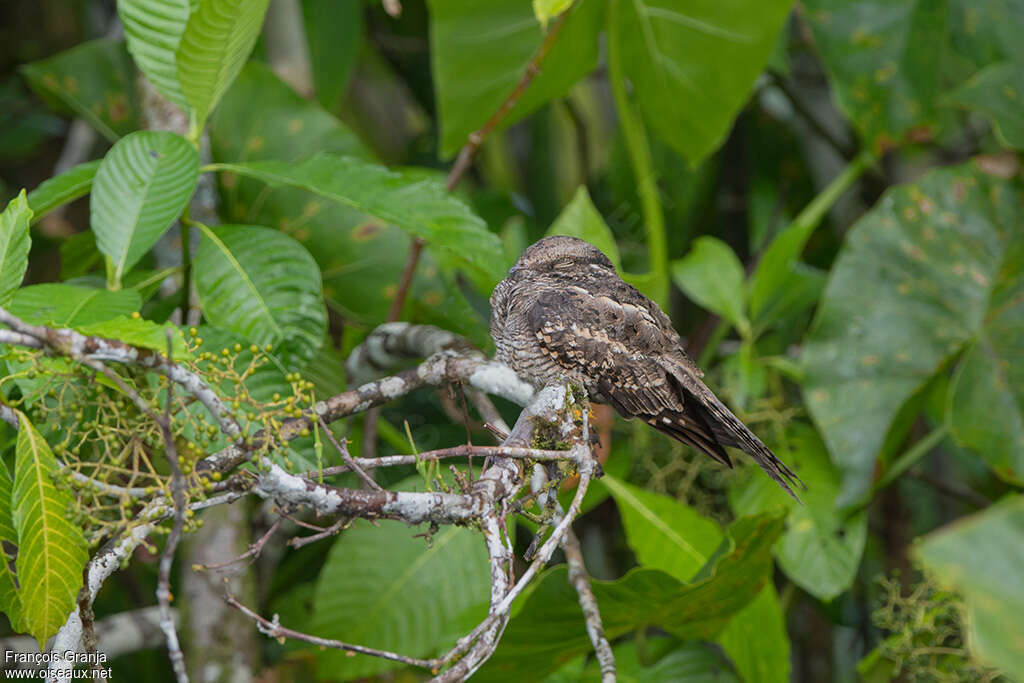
left=157, top=331, right=190, bottom=683
left=0, top=306, right=241, bottom=438
left=224, top=590, right=438, bottom=669
left=287, top=516, right=348, bottom=549
left=563, top=526, right=615, bottom=681
left=318, top=416, right=382, bottom=491
left=196, top=519, right=283, bottom=572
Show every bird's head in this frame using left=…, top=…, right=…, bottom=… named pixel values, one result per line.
left=509, top=235, right=614, bottom=275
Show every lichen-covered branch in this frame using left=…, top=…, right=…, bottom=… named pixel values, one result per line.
left=1, top=313, right=617, bottom=679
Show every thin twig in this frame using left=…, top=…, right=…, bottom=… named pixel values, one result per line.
left=387, top=237, right=426, bottom=322
left=156, top=330, right=189, bottom=683
left=563, top=526, right=615, bottom=681
left=287, top=516, right=349, bottom=549
left=381, top=5, right=574, bottom=342
left=318, top=416, right=382, bottom=490
left=224, top=590, right=438, bottom=669
left=436, top=443, right=594, bottom=677
left=444, top=7, right=573, bottom=192
left=196, top=518, right=283, bottom=572
left=300, top=444, right=576, bottom=479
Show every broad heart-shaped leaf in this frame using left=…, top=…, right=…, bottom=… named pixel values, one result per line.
left=0, top=460, right=21, bottom=630
left=208, top=155, right=508, bottom=288
left=19, top=39, right=140, bottom=141
left=194, top=224, right=326, bottom=368
left=310, top=513, right=490, bottom=678
left=546, top=186, right=622, bottom=271
left=7, top=284, right=141, bottom=327
left=945, top=62, right=1024, bottom=150
left=802, top=160, right=1024, bottom=505
left=803, top=0, right=948, bottom=152
left=611, top=0, right=792, bottom=166
left=91, top=131, right=199, bottom=287
left=475, top=513, right=784, bottom=681
left=731, top=422, right=868, bottom=600
left=302, top=0, right=362, bottom=111
left=671, top=237, right=750, bottom=336
left=600, top=475, right=722, bottom=581
left=12, top=412, right=89, bottom=648
left=176, top=0, right=271, bottom=130
left=119, top=0, right=192, bottom=110
left=948, top=318, right=1024, bottom=484
left=428, top=0, right=604, bottom=158
left=26, top=160, right=99, bottom=225
left=0, top=191, right=32, bottom=306
left=915, top=495, right=1024, bottom=676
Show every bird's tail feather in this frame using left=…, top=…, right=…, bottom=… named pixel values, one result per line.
left=647, top=412, right=733, bottom=469
left=698, top=392, right=803, bottom=501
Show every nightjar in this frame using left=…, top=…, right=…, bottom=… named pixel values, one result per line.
left=490, top=235, right=801, bottom=498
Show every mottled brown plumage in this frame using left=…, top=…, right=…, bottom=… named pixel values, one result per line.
left=490, top=235, right=801, bottom=498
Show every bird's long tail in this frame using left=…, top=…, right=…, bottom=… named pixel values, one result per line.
left=651, top=386, right=803, bottom=501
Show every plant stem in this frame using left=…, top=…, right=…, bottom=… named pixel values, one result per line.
left=789, top=149, right=874, bottom=243
left=180, top=210, right=193, bottom=321
left=607, top=0, right=668, bottom=308
left=873, top=424, right=950, bottom=494
left=696, top=319, right=730, bottom=368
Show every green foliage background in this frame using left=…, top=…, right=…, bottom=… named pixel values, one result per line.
left=1, top=0, right=1022, bottom=680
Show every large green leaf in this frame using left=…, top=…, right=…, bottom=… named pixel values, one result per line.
left=945, top=62, right=1024, bottom=149
left=7, top=284, right=141, bottom=327
left=671, top=237, right=750, bottom=336
left=731, top=422, right=868, bottom=600
left=12, top=412, right=89, bottom=648
left=75, top=317, right=190, bottom=359
left=611, top=0, right=793, bottom=165
left=209, top=61, right=368, bottom=220
left=19, top=39, right=140, bottom=141
left=428, top=0, right=604, bottom=158
left=802, top=161, right=1024, bottom=504
left=602, top=475, right=790, bottom=680
left=916, top=495, right=1024, bottom=676
left=208, top=154, right=508, bottom=286
left=803, top=0, right=948, bottom=152
left=194, top=224, right=326, bottom=367
left=476, top=513, right=784, bottom=681
left=118, top=0, right=192, bottom=109
left=948, top=317, right=1024, bottom=484
left=26, top=160, right=99, bottom=225
left=601, top=475, right=722, bottom=581
left=310, top=514, right=490, bottom=678
left=715, top=585, right=790, bottom=683
left=91, top=131, right=199, bottom=287
left=209, top=65, right=489, bottom=344
left=302, top=0, right=362, bottom=111
left=0, top=191, right=32, bottom=306
left=176, top=0, right=271, bottom=129
left=0, top=459, right=21, bottom=630
left=546, top=186, right=622, bottom=271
